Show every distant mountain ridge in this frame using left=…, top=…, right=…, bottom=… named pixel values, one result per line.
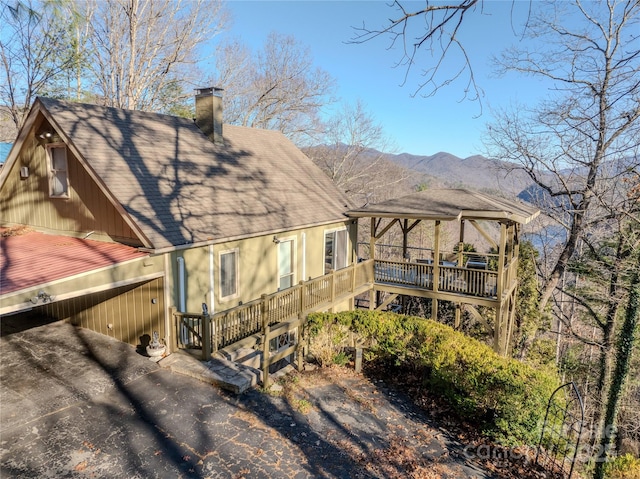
left=387, top=151, right=534, bottom=197
left=302, top=144, right=536, bottom=201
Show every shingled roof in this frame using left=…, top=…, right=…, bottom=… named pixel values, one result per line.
left=347, top=188, right=539, bottom=224
left=33, top=97, right=352, bottom=250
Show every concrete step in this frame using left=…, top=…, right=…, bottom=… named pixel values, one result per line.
left=159, top=350, right=261, bottom=394
left=215, top=347, right=262, bottom=369
left=161, top=320, right=300, bottom=394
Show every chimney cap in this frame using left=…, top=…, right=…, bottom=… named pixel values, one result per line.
left=196, top=87, right=223, bottom=97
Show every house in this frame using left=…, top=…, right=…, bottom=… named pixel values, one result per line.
left=0, top=89, right=356, bottom=353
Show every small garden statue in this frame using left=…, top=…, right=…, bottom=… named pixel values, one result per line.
left=146, top=331, right=166, bottom=359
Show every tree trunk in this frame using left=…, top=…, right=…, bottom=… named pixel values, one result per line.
left=593, top=270, right=639, bottom=479
left=591, top=238, right=625, bottom=445
left=538, top=163, right=598, bottom=313
left=592, top=342, right=613, bottom=446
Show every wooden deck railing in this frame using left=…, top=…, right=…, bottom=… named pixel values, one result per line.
left=173, top=260, right=375, bottom=360
left=373, top=259, right=498, bottom=297
left=173, top=257, right=502, bottom=364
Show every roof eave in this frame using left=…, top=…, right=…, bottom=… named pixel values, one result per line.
left=346, top=210, right=461, bottom=222
left=141, top=215, right=352, bottom=254
left=518, top=208, right=541, bottom=225
left=462, top=206, right=541, bottom=224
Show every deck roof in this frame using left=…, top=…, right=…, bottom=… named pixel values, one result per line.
left=347, top=189, right=540, bottom=224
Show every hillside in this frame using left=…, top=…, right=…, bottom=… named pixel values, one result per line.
left=303, top=144, right=535, bottom=199
left=389, top=151, right=534, bottom=197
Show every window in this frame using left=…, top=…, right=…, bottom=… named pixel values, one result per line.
left=46, top=144, right=68, bottom=197
left=219, top=249, right=238, bottom=299
left=324, top=229, right=348, bottom=274
left=278, top=239, right=295, bottom=290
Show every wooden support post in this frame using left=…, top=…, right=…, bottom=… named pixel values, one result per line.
left=494, top=223, right=508, bottom=355
left=494, top=308, right=503, bottom=354
left=354, top=341, right=363, bottom=374
left=433, top=220, right=441, bottom=289
left=509, top=224, right=520, bottom=288
left=202, top=312, right=212, bottom=361
left=349, top=263, right=357, bottom=310
left=295, top=313, right=304, bottom=372
left=299, top=281, right=306, bottom=313
left=261, top=294, right=270, bottom=388
left=431, top=220, right=442, bottom=322
left=458, top=219, right=465, bottom=266
left=513, top=224, right=521, bottom=263
left=370, top=217, right=377, bottom=260
left=402, top=218, right=409, bottom=261
left=454, top=303, right=461, bottom=329
left=505, top=287, right=518, bottom=356
left=329, top=273, right=335, bottom=313
left=170, top=307, right=178, bottom=352
left=351, top=262, right=357, bottom=292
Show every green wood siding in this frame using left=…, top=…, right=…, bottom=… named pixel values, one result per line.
left=0, top=116, right=140, bottom=244
left=41, top=277, right=165, bottom=348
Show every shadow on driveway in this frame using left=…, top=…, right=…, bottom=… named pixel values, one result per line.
left=1, top=317, right=492, bottom=478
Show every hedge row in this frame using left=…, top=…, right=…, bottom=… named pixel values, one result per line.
left=306, top=310, right=559, bottom=445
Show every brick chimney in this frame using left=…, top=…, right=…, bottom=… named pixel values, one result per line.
left=195, top=87, right=223, bottom=145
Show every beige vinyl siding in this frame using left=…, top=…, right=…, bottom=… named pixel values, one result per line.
left=41, top=277, right=165, bottom=347
left=0, top=119, right=140, bottom=244
left=172, top=220, right=355, bottom=314
left=173, top=246, right=210, bottom=313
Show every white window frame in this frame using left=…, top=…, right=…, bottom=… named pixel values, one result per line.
left=219, top=248, right=239, bottom=300
left=324, top=227, right=349, bottom=274
left=277, top=236, right=296, bottom=290
left=46, top=143, right=69, bottom=198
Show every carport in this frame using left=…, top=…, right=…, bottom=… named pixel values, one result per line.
left=1, top=228, right=167, bottom=349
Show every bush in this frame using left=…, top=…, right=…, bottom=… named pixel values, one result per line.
left=306, top=321, right=351, bottom=367
left=306, top=310, right=559, bottom=445
left=603, top=454, right=640, bottom=479
left=525, top=338, right=557, bottom=369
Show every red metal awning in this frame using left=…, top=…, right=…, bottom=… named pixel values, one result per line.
left=1, top=229, right=148, bottom=296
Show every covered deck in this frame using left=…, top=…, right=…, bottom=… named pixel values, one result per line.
left=348, top=188, right=540, bottom=355
left=173, top=189, right=539, bottom=364
left=374, top=257, right=498, bottom=301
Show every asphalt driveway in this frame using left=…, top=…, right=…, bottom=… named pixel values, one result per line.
left=0, top=316, right=493, bottom=478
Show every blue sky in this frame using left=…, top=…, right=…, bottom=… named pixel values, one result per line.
left=215, top=1, right=549, bottom=158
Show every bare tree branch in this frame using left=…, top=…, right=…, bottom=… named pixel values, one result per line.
left=302, top=99, right=410, bottom=206
left=349, top=0, right=485, bottom=109
left=0, top=0, right=82, bottom=131
left=84, top=0, right=227, bottom=112
left=212, top=33, right=336, bottom=144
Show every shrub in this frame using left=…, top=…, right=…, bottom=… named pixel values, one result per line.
left=332, top=351, right=350, bottom=366
left=525, top=338, right=557, bottom=369
left=306, top=320, right=351, bottom=367
left=603, top=454, right=640, bottom=479
left=306, top=310, right=559, bottom=445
